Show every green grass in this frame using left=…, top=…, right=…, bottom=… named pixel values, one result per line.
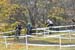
left=0, top=44, right=75, bottom=50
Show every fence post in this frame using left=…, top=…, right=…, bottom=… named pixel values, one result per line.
left=44, top=28, right=46, bottom=38
left=26, top=35, right=28, bottom=50
left=4, top=36, right=8, bottom=48
left=59, top=36, right=61, bottom=50
left=48, top=27, right=50, bottom=35
left=69, top=31, right=71, bottom=43
left=35, top=28, right=37, bottom=36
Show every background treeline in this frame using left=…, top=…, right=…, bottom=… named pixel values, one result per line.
left=0, top=0, right=75, bottom=32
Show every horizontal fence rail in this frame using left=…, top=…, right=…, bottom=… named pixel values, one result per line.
left=32, top=25, right=75, bottom=30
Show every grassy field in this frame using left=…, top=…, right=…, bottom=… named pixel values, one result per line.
left=0, top=44, right=75, bottom=50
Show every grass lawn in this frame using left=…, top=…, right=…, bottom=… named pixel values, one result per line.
left=0, top=44, right=75, bottom=50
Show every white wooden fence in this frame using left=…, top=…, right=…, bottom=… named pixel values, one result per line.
left=0, top=25, right=75, bottom=50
